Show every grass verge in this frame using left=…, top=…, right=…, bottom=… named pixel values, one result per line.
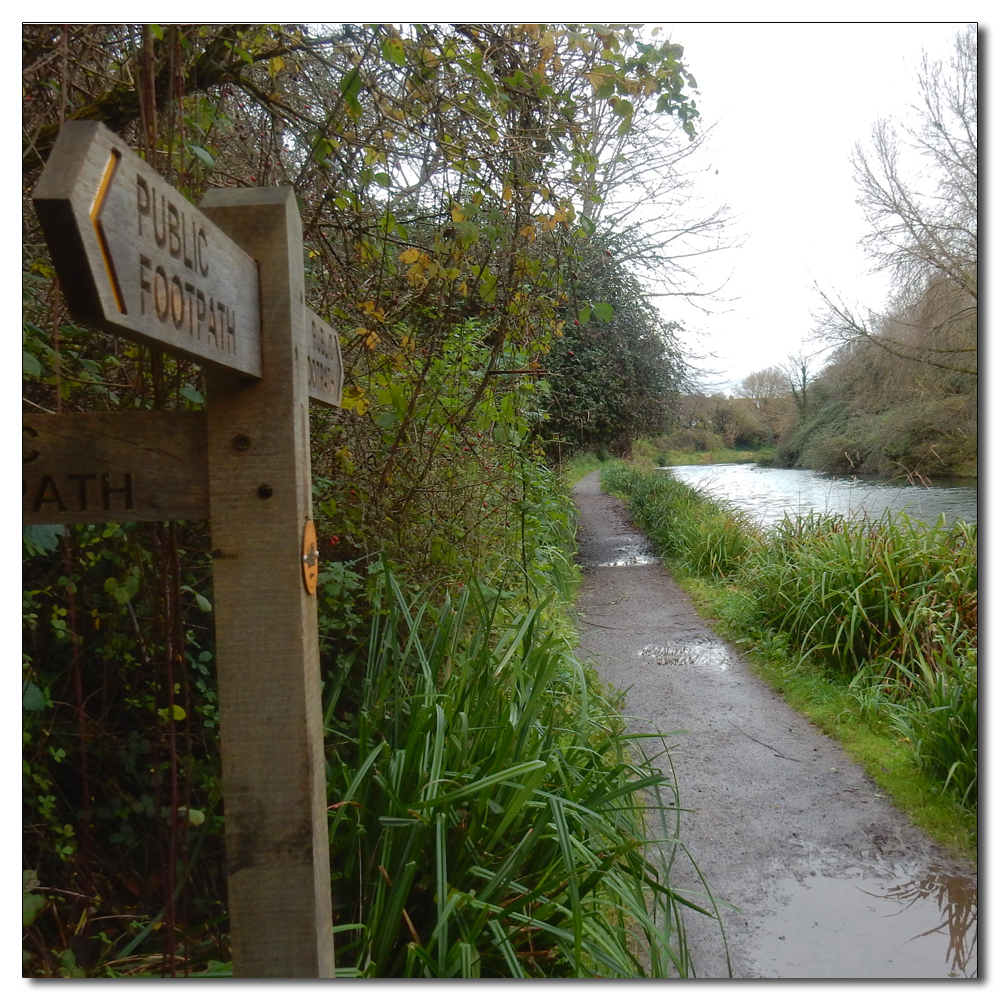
left=680, top=574, right=976, bottom=858
left=631, top=438, right=776, bottom=468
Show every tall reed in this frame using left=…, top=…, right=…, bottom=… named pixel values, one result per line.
left=601, top=462, right=758, bottom=577
left=746, top=510, right=976, bottom=676
left=324, top=567, right=711, bottom=977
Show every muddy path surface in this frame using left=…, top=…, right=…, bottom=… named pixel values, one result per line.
left=571, top=472, right=977, bottom=979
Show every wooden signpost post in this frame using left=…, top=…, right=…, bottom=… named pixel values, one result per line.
left=29, top=121, right=343, bottom=978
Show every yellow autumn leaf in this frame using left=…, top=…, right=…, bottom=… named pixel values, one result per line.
left=451, top=205, right=465, bottom=224
left=270, top=55, right=285, bottom=75
left=341, top=386, right=369, bottom=415
left=365, top=330, right=381, bottom=350
left=399, top=248, right=421, bottom=264
left=502, top=184, right=513, bottom=203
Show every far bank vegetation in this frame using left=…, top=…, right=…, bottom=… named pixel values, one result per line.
left=650, top=26, right=977, bottom=481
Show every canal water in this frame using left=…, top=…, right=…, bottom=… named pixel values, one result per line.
left=658, top=463, right=977, bottom=529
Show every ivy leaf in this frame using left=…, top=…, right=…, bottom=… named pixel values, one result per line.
left=182, top=586, right=212, bottom=613
left=23, top=350, right=43, bottom=377
left=382, top=36, right=406, bottom=67
left=23, top=681, right=48, bottom=712
left=23, top=524, right=66, bottom=555
left=188, top=145, right=215, bottom=169
left=179, top=385, right=204, bottom=405
left=23, top=889, right=47, bottom=927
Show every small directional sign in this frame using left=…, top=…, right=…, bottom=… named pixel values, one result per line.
left=305, top=309, right=343, bottom=408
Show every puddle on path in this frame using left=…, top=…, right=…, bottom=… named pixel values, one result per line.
left=753, top=862, right=977, bottom=978
left=578, top=534, right=659, bottom=567
left=637, top=636, right=733, bottom=671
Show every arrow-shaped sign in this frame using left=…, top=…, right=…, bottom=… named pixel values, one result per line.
left=32, top=121, right=343, bottom=406
left=33, top=121, right=263, bottom=378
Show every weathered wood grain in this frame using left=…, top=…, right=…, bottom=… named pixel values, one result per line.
left=23, top=412, right=208, bottom=524
left=200, top=187, right=335, bottom=978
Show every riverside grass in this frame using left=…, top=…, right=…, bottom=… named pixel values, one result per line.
left=323, top=565, right=716, bottom=978
left=600, top=461, right=977, bottom=838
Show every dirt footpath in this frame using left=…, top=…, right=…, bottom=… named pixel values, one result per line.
left=571, top=472, right=977, bottom=979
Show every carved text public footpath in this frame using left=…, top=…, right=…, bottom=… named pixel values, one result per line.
left=136, top=174, right=239, bottom=356
left=29, top=121, right=342, bottom=977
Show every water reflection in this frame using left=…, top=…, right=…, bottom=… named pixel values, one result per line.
left=862, top=866, right=978, bottom=978
left=756, top=844, right=978, bottom=978
left=636, top=638, right=732, bottom=671
left=659, top=464, right=977, bottom=529
left=577, top=534, right=659, bottom=567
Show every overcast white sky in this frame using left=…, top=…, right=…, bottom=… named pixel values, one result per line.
left=643, top=20, right=972, bottom=393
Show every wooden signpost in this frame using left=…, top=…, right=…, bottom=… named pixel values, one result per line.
left=29, top=121, right=343, bottom=978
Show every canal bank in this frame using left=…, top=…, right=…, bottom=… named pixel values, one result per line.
left=571, top=471, right=977, bottom=978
